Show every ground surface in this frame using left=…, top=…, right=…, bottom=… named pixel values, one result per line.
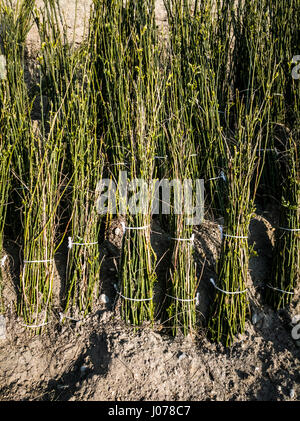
left=0, top=0, right=299, bottom=402
left=1, top=211, right=299, bottom=401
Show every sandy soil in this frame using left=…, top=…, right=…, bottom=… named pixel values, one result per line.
left=0, top=1, right=299, bottom=402
left=25, top=0, right=168, bottom=52
left=1, top=211, right=299, bottom=401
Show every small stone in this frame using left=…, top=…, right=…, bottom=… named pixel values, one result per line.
left=277, top=386, right=282, bottom=392
left=100, top=294, right=109, bottom=304
left=109, top=268, right=115, bottom=272
left=289, top=389, right=295, bottom=399
left=80, top=365, right=88, bottom=376
left=178, top=352, right=187, bottom=361
left=114, top=228, right=121, bottom=236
